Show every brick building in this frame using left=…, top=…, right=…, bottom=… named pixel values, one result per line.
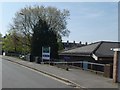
left=59, top=41, right=120, bottom=78
left=62, top=40, right=86, bottom=50
left=59, top=41, right=120, bottom=64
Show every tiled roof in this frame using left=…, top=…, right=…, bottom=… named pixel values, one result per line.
left=60, top=42, right=101, bottom=56
left=60, top=41, right=120, bottom=57
left=95, top=41, right=120, bottom=57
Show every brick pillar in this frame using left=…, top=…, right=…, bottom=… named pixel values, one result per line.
left=113, top=51, right=119, bottom=83
left=104, top=64, right=111, bottom=78
left=91, top=64, right=93, bottom=70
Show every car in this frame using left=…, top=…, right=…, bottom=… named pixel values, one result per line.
left=19, top=55, right=25, bottom=59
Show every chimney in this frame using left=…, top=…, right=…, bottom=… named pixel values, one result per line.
left=73, top=41, right=75, bottom=44
left=79, top=41, right=82, bottom=44
left=67, top=40, right=69, bottom=45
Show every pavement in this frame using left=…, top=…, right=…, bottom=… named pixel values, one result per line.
left=1, top=55, right=119, bottom=88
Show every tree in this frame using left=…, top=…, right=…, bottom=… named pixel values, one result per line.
left=31, top=19, right=58, bottom=59
left=0, top=33, right=2, bottom=41
left=9, top=5, right=70, bottom=51
left=2, top=31, right=30, bottom=54
left=2, top=34, right=16, bottom=52
left=0, top=33, right=3, bottom=55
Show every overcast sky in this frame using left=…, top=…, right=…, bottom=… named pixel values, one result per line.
left=0, top=2, right=118, bottom=43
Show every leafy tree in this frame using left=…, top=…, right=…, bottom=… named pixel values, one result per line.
left=9, top=5, right=70, bottom=51
left=31, top=19, right=58, bottom=59
left=0, top=33, right=3, bottom=54
left=0, top=33, right=2, bottom=41
left=2, top=34, right=16, bottom=52
left=2, top=32, right=30, bottom=54
left=58, top=40, right=64, bottom=51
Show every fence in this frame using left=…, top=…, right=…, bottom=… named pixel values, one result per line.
left=44, top=61, right=113, bottom=78
left=4, top=53, right=113, bottom=78
left=51, top=61, right=105, bottom=72
left=5, top=52, right=21, bottom=57
left=27, top=56, right=113, bottom=78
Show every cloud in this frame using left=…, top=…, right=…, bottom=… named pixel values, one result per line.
left=79, top=8, right=105, bottom=18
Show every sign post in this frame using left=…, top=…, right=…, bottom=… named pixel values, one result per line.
left=42, top=47, right=50, bottom=63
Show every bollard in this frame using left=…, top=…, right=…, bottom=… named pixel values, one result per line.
left=66, top=67, right=69, bottom=71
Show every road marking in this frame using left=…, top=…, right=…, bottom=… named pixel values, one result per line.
left=20, top=65, right=71, bottom=85
left=3, top=59, right=87, bottom=89
left=22, top=65, right=86, bottom=88
left=5, top=60, right=78, bottom=88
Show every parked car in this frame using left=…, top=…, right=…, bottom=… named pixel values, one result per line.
left=19, top=55, right=25, bottom=59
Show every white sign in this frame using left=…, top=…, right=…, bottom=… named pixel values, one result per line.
left=42, top=47, right=50, bottom=60
left=3, top=52, right=5, bottom=56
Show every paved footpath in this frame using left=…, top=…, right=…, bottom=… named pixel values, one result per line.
left=1, top=55, right=119, bottom=88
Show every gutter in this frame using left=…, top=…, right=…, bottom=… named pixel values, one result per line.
left=59, top=53, right=91, bottom=57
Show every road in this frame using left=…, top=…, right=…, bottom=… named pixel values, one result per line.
left=2, top=58, right=71, bottom=88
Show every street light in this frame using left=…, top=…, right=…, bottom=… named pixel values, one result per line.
left=19, top=12, right=26, bottom=22
left=19, top=12, right=27, bottom=56
left=19, top=12, right=24, bottom=15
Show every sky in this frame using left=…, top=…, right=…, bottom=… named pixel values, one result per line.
left=0, top=1, right=118, bottom=43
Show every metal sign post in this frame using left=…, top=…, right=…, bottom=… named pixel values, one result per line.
left=42, top=47, right=50, bottom=63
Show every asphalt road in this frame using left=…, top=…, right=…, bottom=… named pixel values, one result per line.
left=2, top=58, right=71, bottom=88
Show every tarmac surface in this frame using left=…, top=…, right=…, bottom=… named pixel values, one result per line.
left=2, top=58, right=72, bottom=88
left=1, top=55, right=119, bottom=88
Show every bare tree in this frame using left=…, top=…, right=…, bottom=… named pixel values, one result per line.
left=10, top=5, right=70, bottom=40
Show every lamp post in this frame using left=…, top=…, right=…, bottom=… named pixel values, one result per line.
left=19, top=12, right=27, bottom=56
left=19, top=12, right=26, bottom=25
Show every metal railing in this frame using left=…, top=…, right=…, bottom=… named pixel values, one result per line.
left=50, top=61, right=105, bottom=72
left=4, top=54, right=113, bottom=78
